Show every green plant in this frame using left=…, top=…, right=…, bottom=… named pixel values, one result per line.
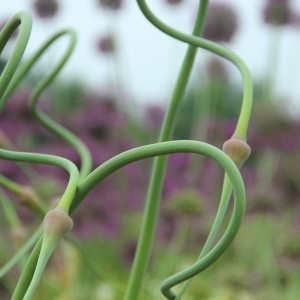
left=0, top=1, right=252, bottom=299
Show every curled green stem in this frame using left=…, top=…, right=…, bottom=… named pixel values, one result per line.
left=0, top=149, right=79, bottom=212
left=71, top=140, right=245, bottom=299
left=0, top=11, right=32, bottom=102
left=0, top=226, right=43, bottom=279
left=11, top=140, right=245, bottom=299
left=0, top=29, right=92, bottom=179
left=122, top=1, right=209, bottom=299
left=137, top=0, right=253, bottom=140
left=0, top=175, right=22, bottom=195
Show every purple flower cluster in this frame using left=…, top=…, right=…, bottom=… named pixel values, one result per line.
left=96, top=34, right=115, bottom=55
left=98, top=0, right=123, bottom=11
left=203, top=1, right=238, bottom=43
left=164, top=0, right=184, bottom=6
left=33, top=0, right=59, bottom=19
left=263, top=0, right=294, bottom=26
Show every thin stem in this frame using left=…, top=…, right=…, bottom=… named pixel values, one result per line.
left=133, top=2, right=253, bottom=298
left=175, top=174, right=232, bottom=298
left=11, top=140, right=244, bottom=299
left=69, top=140, right=245, bottom=299
left=23, top=234, right=57, bottom=300
left=123, top=1, right=209, bottom=299
left=0, top=30, right=92, bottom=179
left=0, top=149, right=79, bottom=213
left=0, top=12, right=32, bottom=103
left=0, top=189, right=20, bottom=229
left=0, top=176, right=47, bottom=217
left=137, top=0, right=252, bottom=140
left=160, top=173, right=244, bottom=299
left=12, top=237, right=43, bottom=300
left=0, top=175, right=22, bottom=195
left=0, top=227, right=43, bottom=279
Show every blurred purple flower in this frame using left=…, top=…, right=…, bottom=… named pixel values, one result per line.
left=98, top=0, right=123, bottom=11
left=205, top=57, right=228, bottom=81
left=203, top=2, right=238, bottom=43
left=262, top=0, right=293, bottom=26
left=33, top=0, right=59, bottom=19
left=164, top=0, right=184, bottom=6
left=248, top=105, right=300, bottom=154
left=72, top=95, right=125, bottom=135
left=0, top=89, right=49, bottom=180
left=96, top=34, right=115, bottom=55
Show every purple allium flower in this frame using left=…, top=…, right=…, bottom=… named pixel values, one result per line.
left=72, top=95, right=124, bottom=136
left=263, top=0, right=293, bottom=26
left=205, top=57, right=228, bottom=80
left=248, top=102, right=300, bottom=154
left=203, top=2, right=238, bottom=43
left=96, top=34, right=115, bottom=54
left=98, top=0, right=123, bottom=11
left=33, top=0, right=59, bottom=19
left=164, top=0, right=184, bottom=6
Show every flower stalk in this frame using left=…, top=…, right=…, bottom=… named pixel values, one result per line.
left=0, top=2, right=253, bottom=299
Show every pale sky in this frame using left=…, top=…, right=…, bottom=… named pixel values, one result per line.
left=1, top=0, right=300, bottom=110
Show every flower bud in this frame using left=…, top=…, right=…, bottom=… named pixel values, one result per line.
left=203, top=2, right=238, bottom=43
left=222, top=138, right=251, bottom=168
left=11, top=227, right=27, bottom=248
left=44, top=208, right=73, bottom=241
left=33, top=0, right=59, bottom=19
left=18, top=186, right=45, bottom=216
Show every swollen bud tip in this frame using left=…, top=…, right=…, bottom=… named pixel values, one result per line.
left=44, top=208, right=73, bottom=240
left=222, top=138, right=251, bottom=168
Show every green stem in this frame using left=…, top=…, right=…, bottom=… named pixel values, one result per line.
left=71, top=140, right=245, bottom=300
left=175, top=174, right=232, bottom=299
left=0, top=189, right=20, bottom=229
left=0, top=227, right=43, bottom=279
left=0, top=176, right=47, bottom=217
left=22, top=234, right=58, bottom=300
left=65, top=236, right=126, bottom=294
left=12, top=140, right=244, bottom=299
left=160, top=172, right=244, bottom=299
left=0, top=149, right=79, bottom=212
left=0, top=175, right=22, bottom=195
left=12, top=237, right=43, bottom=300
left=137, top=0, right=252, bottom=140
left=123, top=2, right=209, bottom=299
left=0, top=11, right=32, bottom=103
left=133, top=1, right=253, bottom=297
left=0, top=29, right=92, bottom=179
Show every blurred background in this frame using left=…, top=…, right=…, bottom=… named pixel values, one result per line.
left=1, top=0, right=300, bottom=299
